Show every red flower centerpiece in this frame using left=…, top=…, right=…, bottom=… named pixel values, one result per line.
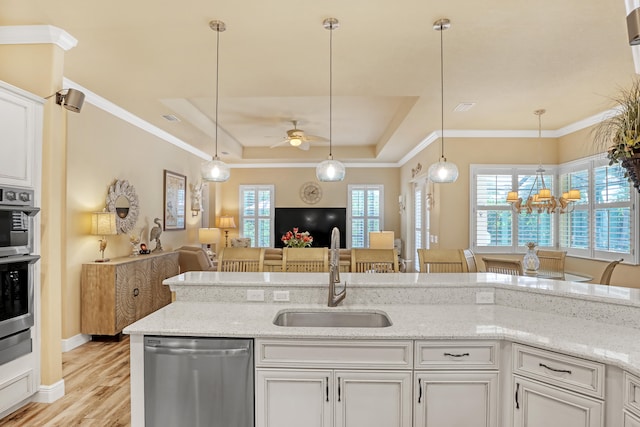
left=281, top=228, right=313, bottom=248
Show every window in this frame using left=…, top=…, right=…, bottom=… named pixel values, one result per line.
left=472, top=166, right=555, bottom=252
left=472, top=157, right=638, bottom=263
left=348, top=184, right=384, bottom=248
left=239, top=185, right=274, bottom=247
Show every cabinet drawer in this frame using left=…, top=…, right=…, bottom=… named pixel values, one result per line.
left=415, top=340, right=499, bottom=369
left=0, top=370, right=33, bottom=413
left=512, top=343, right=604, bottom=398
left=625, top=410, right=640, bottom=427
left=255, top=339, right=413, bottom=369
left=624, top=371, right=640, bottom=415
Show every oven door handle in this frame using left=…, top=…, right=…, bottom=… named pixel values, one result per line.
left=0, top=205, right=40, bottom=216
left=0, top=255, right=40, bottom=265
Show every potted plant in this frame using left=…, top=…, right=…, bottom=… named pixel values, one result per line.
left=592, top=78, right=640, bottom=191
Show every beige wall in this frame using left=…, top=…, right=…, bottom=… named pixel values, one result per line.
left=64, top=104, right=206, bottom=339
left=214, top=167, right=401, bottom=245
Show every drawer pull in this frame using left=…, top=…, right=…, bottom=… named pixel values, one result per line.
left=418, top=378, right=422, bottom=403
left=337, top=377, right=341, bottom=402
left=325, top=377, right=329, bottom=402
left=515, top=382, right=520, bottom=409
left=539, top=362, right=572, bottom=374
left=133, top=288, right=140, bottom=297
left=444, top=352, right=470, bottom=358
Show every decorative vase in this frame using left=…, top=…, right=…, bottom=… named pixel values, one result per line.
left=621, top=153, right=640, bottom=192
left=523, top=242, right=540, bottom=275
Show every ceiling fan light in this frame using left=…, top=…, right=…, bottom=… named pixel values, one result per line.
left=201, top=157, right=230, bottom=182
left=427, top=157, right=459, bottom=183
left=316, top=158, right=346, bottom=182
left=289, top=137, right=302, bottom=147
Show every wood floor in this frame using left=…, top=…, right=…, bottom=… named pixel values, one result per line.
left=1, top=337, right=131, bottom=426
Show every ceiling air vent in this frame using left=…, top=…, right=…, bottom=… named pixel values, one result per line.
left=454, top=102, right=476, bottom=112
left=162, top=114, right=181, bottom=122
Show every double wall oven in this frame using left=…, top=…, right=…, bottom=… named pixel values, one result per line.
left=0, top=185, right=39, bottom=365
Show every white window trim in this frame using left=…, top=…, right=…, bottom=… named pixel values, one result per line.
left=238, top=184, right=275, bottom=247
left=347, top=184, right=385, bottom=248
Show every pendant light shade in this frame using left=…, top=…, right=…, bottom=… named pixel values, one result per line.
left=202, top=20, right=230, bottom=183
left=427, top=18, right=458, bottom=184
left=316, top=17, right=346, bottom=182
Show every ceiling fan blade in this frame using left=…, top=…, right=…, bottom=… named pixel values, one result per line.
left=305, top=134, right=329, bottom=142
left=298, top=141, right=311, bottom=151
left=269, top=139, right=289, bottom=148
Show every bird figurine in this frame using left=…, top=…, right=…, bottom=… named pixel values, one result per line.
left=150, top=218, right=163, bottom=252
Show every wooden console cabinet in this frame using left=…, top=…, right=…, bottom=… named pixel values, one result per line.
left=81, top=252, right=179, bottom=336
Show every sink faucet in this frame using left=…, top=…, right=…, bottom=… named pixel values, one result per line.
left=328, top=227, right=346, bottom=307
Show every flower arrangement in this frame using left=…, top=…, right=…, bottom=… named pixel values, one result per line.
left=281, top=228, right=313, bottom=248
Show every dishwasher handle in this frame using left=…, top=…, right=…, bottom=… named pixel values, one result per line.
left=144, top=345, right=250, bottom=357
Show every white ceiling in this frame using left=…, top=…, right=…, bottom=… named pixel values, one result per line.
left=1, top=0, right=636, bottom=164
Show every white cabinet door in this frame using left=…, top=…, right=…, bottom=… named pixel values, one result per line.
left=414, top=371, right=499, bottom=427
left=256, top=369, right=332, bottom=427
left=0, top=82, right=42, bottom=188
left=513, top=376, right=604, bottom=427
left=334, top=370, right=412, bottom=427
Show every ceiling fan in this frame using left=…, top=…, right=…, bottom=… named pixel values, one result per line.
left=269, top=120, right=327, bottom=151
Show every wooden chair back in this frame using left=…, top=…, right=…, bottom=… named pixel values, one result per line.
left=218, top=247, right=265, bottom=272
left=417, top=249, right=467, bottom=273
left=599, top=258, right=623, bottom=285
left=482, top=257, right=524, bottom=276
left=351, top=249, right=399, bottom=273
left=282, top=247, right=329, bottom=272
left=536, top=250, right=566, bottom=279
left=463, top=249, right=478, bottom=273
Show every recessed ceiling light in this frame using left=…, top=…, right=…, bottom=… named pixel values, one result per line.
left=454, top=102, right=476, bottom=112
left=162, top=114, right=181, bottom=122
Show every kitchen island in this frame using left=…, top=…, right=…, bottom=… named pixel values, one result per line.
left=125, top=272, right=640, bottom=427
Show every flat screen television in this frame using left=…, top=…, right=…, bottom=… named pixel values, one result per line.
left=275, top=207, right=346, bottom=248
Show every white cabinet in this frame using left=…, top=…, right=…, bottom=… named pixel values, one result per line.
left=414, top=340, right=500, bottom=427
left=256, top=369, right=412, bottom=427
left=624, top=372, right=640, bottom=426
left=255, top=339, right=413, bottom=427
left=0, top=81, right=43, bottom=188
left=513, top=376, right=603, bottom=427
left=512, top=344, right=605, bottom=427
left=625, top=410, right=640, bottom=427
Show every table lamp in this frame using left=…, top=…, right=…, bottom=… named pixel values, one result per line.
left=91, top=211, right=118, bottom=262
left=369, top=231, right=395, bottom=249
left=217, top=216, right=237, bottom=247
left=198, top=227, right=220, bottom=256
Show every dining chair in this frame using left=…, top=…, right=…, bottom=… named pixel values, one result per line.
left=417, top=249, right=467, bottom=273
left=598, top=258, right=623, bottom=285
left=482, top=257, right=524, bottom=276
left=463, top=249, right=478, bottom=273
left=217, top=247, right=265, bottom=272
left=536, top=250, right=567, bottom=279
left=282, top=247, right=329, bottom=272
left=351, top=249, right=399, bottom=273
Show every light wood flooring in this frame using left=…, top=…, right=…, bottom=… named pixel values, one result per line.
left=1, top=337, right=131, bottom=426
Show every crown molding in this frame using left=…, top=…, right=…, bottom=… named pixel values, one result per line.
left=0, top=25, right=78, bottom=51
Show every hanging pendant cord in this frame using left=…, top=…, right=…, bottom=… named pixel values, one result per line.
left=329, top=22, right=334, bottom=159
left=440, top=22, right=445, bottom=160
left=214, top=27, right=220, bottom=159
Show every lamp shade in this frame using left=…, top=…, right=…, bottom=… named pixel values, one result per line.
left=199, top=227, right=220, bottom=244
left=91, top=212, right=118, bottom=236
left=217, top=215, right=236, bottom=229
left=506, top=191, right=519, bottom=203
left=568, top=189, right=581, bottom=201
left=369, top=231, right=395, bottom=249
left=316, top=158, right=346, bottom=182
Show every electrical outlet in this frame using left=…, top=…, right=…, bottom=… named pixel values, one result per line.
left=246, top=289, right=264, bottom=301
left=476, top=291, right=494, bottom=304
left=273, top=290, right=290, bottom=302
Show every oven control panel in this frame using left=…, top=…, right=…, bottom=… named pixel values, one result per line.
left=0, top=186, right=34, bottom=207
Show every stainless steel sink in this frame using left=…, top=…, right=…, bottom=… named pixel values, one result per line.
left=273, top=310, right=392, bottom=328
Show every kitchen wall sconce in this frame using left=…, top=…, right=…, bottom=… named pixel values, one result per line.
left=55, top=88, right=85, bottom=113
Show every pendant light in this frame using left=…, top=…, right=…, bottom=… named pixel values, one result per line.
left=316, top=17, right=346, bottom=182
left=201, top=20, right=231, bottom=182
left=427, top=18, right=459, bottom=184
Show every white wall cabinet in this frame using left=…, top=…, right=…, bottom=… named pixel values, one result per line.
left=0, top=81, right=43, bottom=189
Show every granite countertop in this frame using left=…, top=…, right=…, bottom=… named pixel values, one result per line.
left=124, top=272, right=640, bottom=377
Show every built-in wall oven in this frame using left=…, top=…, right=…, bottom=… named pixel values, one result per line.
left=0, top=186, right=39, bottom=365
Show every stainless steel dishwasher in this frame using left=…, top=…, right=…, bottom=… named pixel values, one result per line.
left=144, top=336, right=254, bottom=427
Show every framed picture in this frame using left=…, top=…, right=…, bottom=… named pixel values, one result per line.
left=163, top=170, right=186, bottom=230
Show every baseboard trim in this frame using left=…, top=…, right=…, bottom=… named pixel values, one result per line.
left=33, top=379, right=65, bottom=403
left=61, top=333, right=91, bottom=353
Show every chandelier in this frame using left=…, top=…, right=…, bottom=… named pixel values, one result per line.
left=506, top=109, right=581, bottom=214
